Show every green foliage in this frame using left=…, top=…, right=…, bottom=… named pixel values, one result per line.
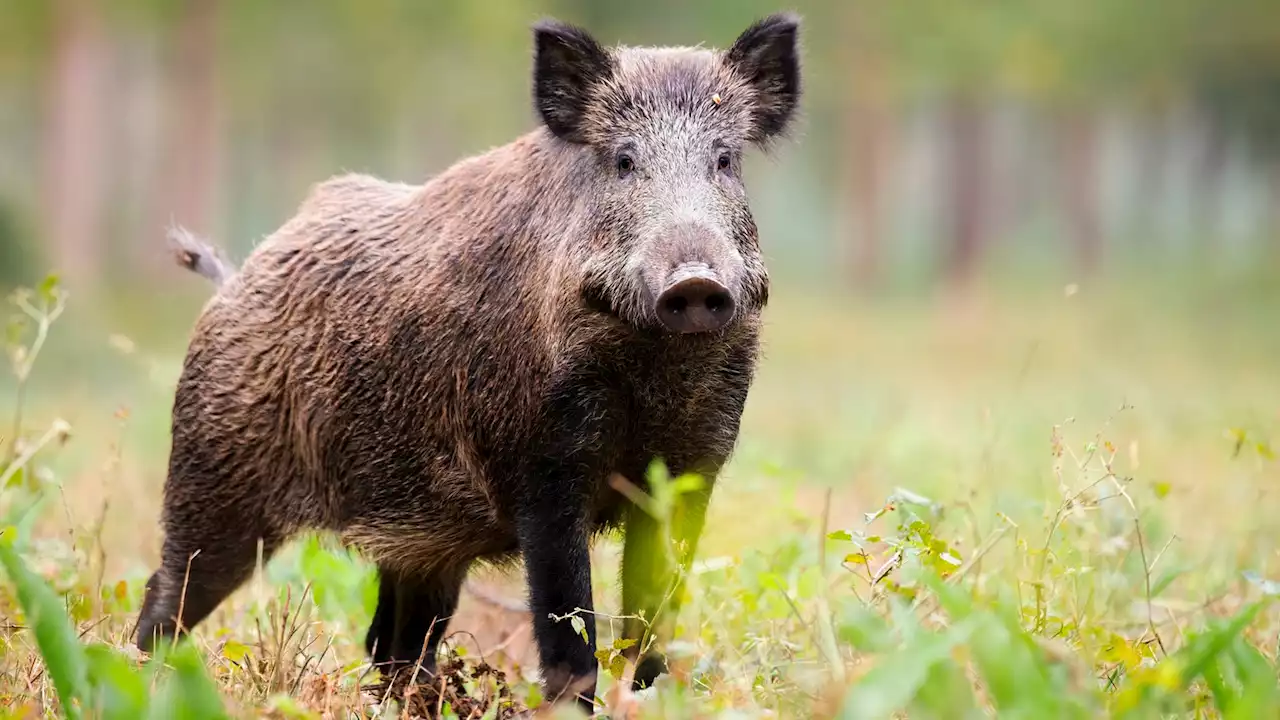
left=0, top=527, right=88, bottom=719
left=836, top=610, right=978, bottom=719
left=3, top=272, right=1280, bottom=719
left=820, top=497, right=1280, bottom=720
left=83, top=644, right=147, bottom=719
left=595, top=637, right=638, bottom=683
left=0, top=518, right=230, bottom=719
left=1, top=276, right=229, bottom=720
left=145, top=643, right=230, bottom=720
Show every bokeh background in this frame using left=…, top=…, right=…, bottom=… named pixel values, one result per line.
left=2, top=0, right=1279, bottom=687
left=5, top=0, right=1279, bottom=297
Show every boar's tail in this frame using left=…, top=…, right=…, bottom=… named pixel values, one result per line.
left=166, top=224, right=237, bottom=288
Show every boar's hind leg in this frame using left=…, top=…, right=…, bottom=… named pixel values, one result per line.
left=365, top=563, right=468, bottom=679
left=135, top=478, right=282, bottom=653
left=620, top=467, right=715, bottom=690
left=365, top=572, right=397, bottom=664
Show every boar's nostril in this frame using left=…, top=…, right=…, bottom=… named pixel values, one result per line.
left=704, top=292, right=729, bottom=313
left=663, top=295, right=689, bottom=315
left=656, top=275, right=736, bottom=334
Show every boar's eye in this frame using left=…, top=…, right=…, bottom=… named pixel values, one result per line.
left=616, top=153, right=636, bottom=177
left=717, top=152, right=732, bottom=172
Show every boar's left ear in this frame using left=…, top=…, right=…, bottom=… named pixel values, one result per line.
left=724, top=13, right=802, bottom=143
left=533, top=19, right=614, bottom=143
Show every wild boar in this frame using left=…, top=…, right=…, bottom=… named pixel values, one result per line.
left=137, top=12, right=801, bottom=714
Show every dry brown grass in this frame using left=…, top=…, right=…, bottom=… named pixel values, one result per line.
left=3, top=272, right=1279, bottom=717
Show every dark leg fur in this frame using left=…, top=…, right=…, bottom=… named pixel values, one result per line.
left=135, top=521, right=280, bottom=652
left=365, top=565, right=468, bottom=679
left=135, top=442, right=283, bottom=653
left=365, top=573, right=398, bottom=664
left=620, top=474, right=714, bottom=690
left=517, top=383, right=609, bottom=715
left=519, top=508, right=598, bottom=714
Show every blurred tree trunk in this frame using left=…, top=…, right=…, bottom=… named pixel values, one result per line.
left=149, top=0, right=223, bottom=278
left=42, top=0, right=109, bottom=291
left=1192, top=112, right=1229, bottom=250
left=844, top=6, right=892, bottom=290
left=1132, top=109, right=1169, bottom=245
left=987, top=107, right=1023, bottom=253
left=942, top=93, right=990, bottom=290
left=1058, top=110, right=1103, bottom=274
left=1272, top=161, right=1280, bottom=260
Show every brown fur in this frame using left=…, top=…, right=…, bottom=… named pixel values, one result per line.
left=137, top=13, right=801, bottom=712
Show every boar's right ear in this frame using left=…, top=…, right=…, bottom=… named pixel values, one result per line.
left=532, top=19, right=613, bottom=143
left=724, top=13, right=802, bottom=144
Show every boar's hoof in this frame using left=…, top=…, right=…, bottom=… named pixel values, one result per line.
left=632, top=652, right=669, bottom=691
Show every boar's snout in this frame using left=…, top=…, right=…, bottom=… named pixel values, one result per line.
left=656, top=263, right=736, bottom=334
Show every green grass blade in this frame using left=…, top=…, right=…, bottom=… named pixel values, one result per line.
left=1179, top=601, right=1267, bottom=684
left=1200, top=655, right=1237, bottom=714
left=837, top=604, right=896, bottom=653
left=836, top=617, right=976, bottom=719
left=919, top=569, right=1090, bottom=718
left=83, top=644, right=147, bottom=720
left=908, top=652, right=981, bottom=720
left=145, top=642, right=229, bottom=720
left=1223, top=637, right=1280, bottom=719
left=0, top=534, right=88, bottom=720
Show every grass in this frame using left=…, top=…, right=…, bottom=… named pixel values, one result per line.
left=1, top=265, right=1278, bottom=718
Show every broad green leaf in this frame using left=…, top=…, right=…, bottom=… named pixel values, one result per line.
left=920, top=570, right=1081, bottom=716
left=83, top=644, right=147, bottom=720
left=837, top=605, right=895, bottom=654
left=145, top=642, right=227, bottom=720
left=837, top=618, right=975, bottom=719
left=909, top=650, right=982, bottom=720
left=671, top=472, right=706, bottom=496
left=1200, top=655, right=1236, bottom=714
left=0, top=537, right=88, bottom=719
left=796, top=566, right=823, bottom=599
left=221, top=640, right=250, bottom=663
left=1179, top=601, right=1267, bottom=683
left=609, top=654, right=627, bottom=681
left=1224, top=638, right=1278, bottom=718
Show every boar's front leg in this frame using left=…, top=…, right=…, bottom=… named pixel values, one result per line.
left=619, top=463, right=716, bottom=690
left=517, top=384, right=609, bottom=714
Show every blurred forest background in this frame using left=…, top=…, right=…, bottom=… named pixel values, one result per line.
left=3, top=0, right=1279, bottom=295
left=2, top=0, right=1280, bottom=406
left=1, top=4, right=1279, bottom=714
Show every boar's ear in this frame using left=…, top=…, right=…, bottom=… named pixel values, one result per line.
left=723, top=13, right=802, bottom=143
left=532, top=19, right=613, bottom=143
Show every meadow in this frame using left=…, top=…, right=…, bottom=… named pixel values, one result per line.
left=1, top=263, right=1278, bottom=719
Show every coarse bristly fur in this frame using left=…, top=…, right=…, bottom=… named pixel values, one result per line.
left=136, top=12, right=802, bottom=715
